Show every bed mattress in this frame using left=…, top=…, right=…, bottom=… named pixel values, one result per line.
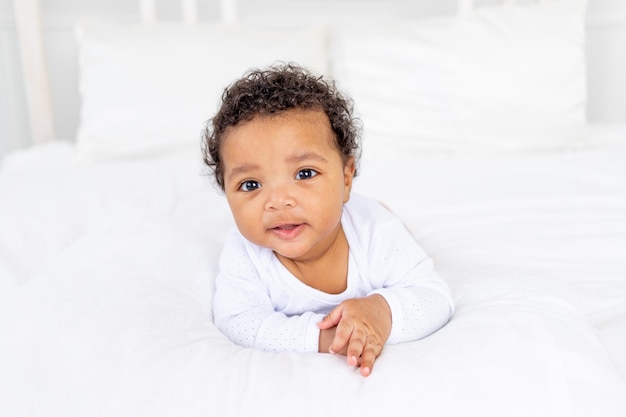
left=1, top=125, right=625, bottom=416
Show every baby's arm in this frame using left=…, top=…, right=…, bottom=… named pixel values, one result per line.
left=314, top=207, right=454, bottom=376
left=213, top=270, right=324, bottom=353
left=317, top=294, right=391, bottom=377
left=316, top=270, right=452, bottom=377
left=366, top=214, right=454, bottom=346
left=213, top=232, right=326, bottom=353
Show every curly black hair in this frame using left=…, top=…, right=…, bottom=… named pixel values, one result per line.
left=201, top=63, right=361, bottom=190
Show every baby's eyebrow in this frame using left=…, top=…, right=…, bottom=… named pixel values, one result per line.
left=226, top=153, right=327, bottom=182
left=227, top=163, right=259, bottom=182
left=286, top=152, right=328, bottom=164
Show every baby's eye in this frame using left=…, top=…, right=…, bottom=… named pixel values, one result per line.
left=239, top=180, right=261, bottom=192
left=295, top=169, right=318, bottom=180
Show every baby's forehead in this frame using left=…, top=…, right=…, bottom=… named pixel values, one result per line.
left=221, top=109, right=341, bottom=159
left=225, top=107, right=333, bottom=138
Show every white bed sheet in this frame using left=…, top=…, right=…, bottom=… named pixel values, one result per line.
left=356, top=130, right=626, bottom=381
left=1, top=126, right=626, bottom=416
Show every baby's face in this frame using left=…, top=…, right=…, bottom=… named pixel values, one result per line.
left=221, top=108, right=354, bottom=262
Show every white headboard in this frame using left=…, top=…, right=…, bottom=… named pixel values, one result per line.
left=13, top=0, right=55, bottom=145
left=10, top=0, right=626, bottom=152
left=137, top=0, right=236, bottom=24
left=11, top=0, right=238, bottom=145
left=12, top=0, right=545, bottom=146
left=13, top=1, right=230, bottom=144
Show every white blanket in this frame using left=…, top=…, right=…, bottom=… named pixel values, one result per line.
left=1, top=131, right=626, bottom=416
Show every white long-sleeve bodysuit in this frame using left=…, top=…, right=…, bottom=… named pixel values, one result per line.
left=213, top=193, right=454, bottom=353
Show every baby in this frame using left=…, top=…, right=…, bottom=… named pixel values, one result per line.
left=202, top=63, right=454, bottom=377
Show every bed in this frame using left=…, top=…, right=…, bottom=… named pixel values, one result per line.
left=2, top=0, right=626, bottom=415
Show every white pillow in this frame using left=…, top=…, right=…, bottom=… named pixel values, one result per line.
left=75, top=22, right=328, bottom=160
left=331, top=0, right=588, bottom=153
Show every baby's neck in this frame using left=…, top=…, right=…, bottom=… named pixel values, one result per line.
left=275, top=227, right=349, bottom=294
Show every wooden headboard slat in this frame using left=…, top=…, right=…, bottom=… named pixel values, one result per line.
left=12, top=0, right=55, bottom=144
left=139, top=0, right=157, bottom=23
left=182, top=0, right=200, bottom=24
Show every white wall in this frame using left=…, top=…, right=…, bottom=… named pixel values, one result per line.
left=0, top=0, right=625, bottom=158
left=587, top=0, right=626, bottom=122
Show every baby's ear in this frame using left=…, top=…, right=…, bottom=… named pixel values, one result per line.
left=345, top=157, right=356, bottom=176
left=343, top=157, right=356, bottom=200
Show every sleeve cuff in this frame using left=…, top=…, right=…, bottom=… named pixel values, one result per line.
left=304, top=313, right=326, bottom=353
left=368, top=288, right=404, bottom=345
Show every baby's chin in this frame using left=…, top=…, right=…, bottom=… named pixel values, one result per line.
left=271, top=248, right=310, bottom=262
left=271, top=243, right=320, bottom=264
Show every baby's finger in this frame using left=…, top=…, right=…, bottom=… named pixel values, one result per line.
left=359, top=341, right=380, bottom=377
left=317, top=305, right=344, bottom=330
left=329, top=319, right=354, bottom=354
left=345, top=327, right=367, bottom=367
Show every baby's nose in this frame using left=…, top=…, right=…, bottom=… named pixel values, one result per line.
left=264, top=183, right=296, bottom=211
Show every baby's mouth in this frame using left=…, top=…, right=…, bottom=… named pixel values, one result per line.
left=269, top=223, right=304, bottom=239
left=273, top=224, right=298, bottom=230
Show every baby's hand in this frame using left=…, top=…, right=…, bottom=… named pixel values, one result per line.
left=317, top=294, right=392, bottom=377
